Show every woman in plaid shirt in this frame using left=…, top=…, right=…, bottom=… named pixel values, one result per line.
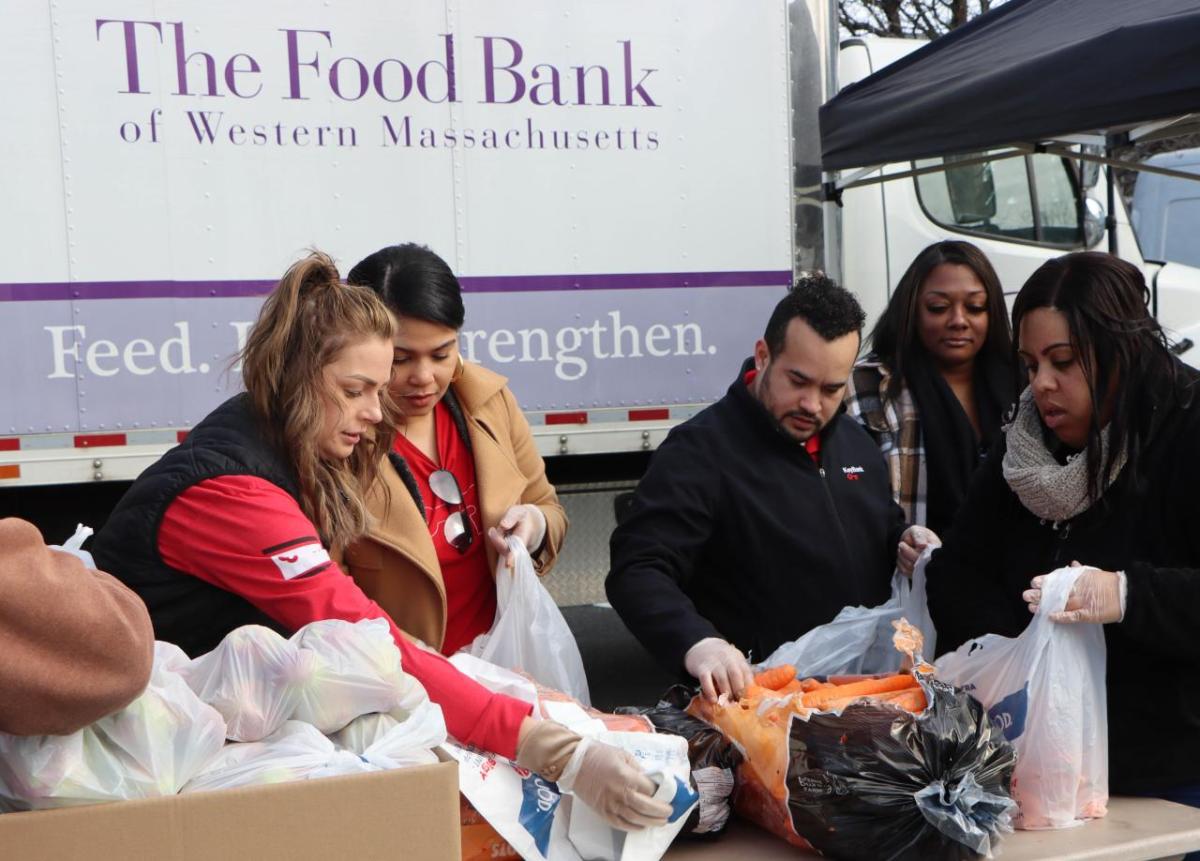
left=844, top=241, right=1015, bottom=537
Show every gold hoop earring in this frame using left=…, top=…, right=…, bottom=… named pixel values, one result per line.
left=450, top=354, right=465, bottom=383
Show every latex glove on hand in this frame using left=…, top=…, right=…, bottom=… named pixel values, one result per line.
left=684, top=637, right=754, bottom=702
left=897, top=525, right=941, bottom=578
left=487, top=504, right=547, bottom=569
left=1023, top=565, right=1126, bottom=624
left=515, top=721, right=671, bottom=831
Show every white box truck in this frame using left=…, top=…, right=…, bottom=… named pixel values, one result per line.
left=3, top=0, right=1196, bottom=553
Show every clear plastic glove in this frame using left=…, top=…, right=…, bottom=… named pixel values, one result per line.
left=684, top=637, right=754, bottom=702
left=487, top=504, right=547, bottom=570
left=1022, top=565, right=1125, bottom=624
left=558, top=736, right=673, bottom=831
left=897, top=525, right=941, bottom=577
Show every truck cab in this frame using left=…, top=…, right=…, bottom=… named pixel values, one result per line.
left=836, top=37, right=1200, bottom=366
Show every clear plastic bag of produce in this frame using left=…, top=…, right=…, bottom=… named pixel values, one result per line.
left=463, top=536, right=591, bottom=705
left=934, top=566, right=1108, bottom=829
left=689, top=670, right=1017, bottom=860
left=0, top=645, right=227, bottom=808
left=182, top=720, right=376, bottom=793
left=761, top=547, right=937, bottom=676
left=289, top=618, right=416, bottom=733
left=330, top=698, right=446, bottom=769
left=180, top=625, right=318, bottom=742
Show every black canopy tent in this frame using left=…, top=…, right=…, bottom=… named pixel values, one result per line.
left=819, top=0, right=1200, bottom=244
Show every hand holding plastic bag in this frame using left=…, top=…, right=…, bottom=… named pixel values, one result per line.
left=1024, top=565, right=1125, bottom=624
left=936, top=566, right=1108, bottom=829
left=464, top=536, right=590, bottom=704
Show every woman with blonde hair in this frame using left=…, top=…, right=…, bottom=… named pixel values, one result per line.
left=92, top=252, right=669, bottom=831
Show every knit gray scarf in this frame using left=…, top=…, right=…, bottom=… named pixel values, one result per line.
left=1001, top=388, right=1127, bottom=523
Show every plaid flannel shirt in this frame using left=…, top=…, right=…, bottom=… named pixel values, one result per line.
left=843, top=357, right=927, bottom=527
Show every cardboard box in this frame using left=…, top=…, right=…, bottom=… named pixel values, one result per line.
left=0, top=754, right=461, bottom=861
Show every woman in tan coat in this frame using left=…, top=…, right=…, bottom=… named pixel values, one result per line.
left=344, top=243, right=568, bottom=655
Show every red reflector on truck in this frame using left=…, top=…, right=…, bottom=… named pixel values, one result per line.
left=628, top=408, right=669, bottom=421
left=0, top=438, right=18, bottom=451
left=545, top=412, right=588, bottom=425
left=74, top=433, right=127, bottom=448
left=0, top=465, right=19, bottom=480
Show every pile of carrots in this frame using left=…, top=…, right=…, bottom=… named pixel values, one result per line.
left=743, top=663, right=928, bottom=714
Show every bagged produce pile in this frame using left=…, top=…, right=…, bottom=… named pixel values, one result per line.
left=688, top=623, right=1018, bottom=861
left=0, top=621, right=446, bottom=811
left=935, top=566, right=1108, bottom=830
left=616, top=686, right=743, bottom=837
left=0, top=644, right=227, bottom=809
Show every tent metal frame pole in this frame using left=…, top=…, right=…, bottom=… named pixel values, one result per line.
left=1106, top=137, right=1119, bottom=256
left=828, top=148, right=1027, bottom=193
left=829, top=142, right=1200, bottom=197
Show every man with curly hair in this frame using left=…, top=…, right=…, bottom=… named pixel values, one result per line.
left=607, top=275, right=937, bottom=701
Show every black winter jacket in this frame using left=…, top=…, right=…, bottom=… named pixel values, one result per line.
left=93, top=394, right=291, bottom=656
left=927, top=367, right=1200, bottom=793
left=606, top=366, right=908, bottom=674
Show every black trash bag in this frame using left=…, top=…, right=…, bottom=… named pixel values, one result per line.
left=784, top=675, right=1017, bottom=861
left=615, top=685, right=742, bottom=836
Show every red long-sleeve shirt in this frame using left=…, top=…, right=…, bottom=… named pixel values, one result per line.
left=158, top=474, right=530, bottom=757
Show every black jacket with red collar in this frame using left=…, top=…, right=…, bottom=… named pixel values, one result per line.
left=607, top=363, right=908, bottom=673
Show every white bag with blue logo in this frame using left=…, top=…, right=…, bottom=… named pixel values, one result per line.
left=934, top=566, right=1108, bottom=830
left=760, top=546, right=937, bottom=674
left=445, top=730, right=697, bottom=861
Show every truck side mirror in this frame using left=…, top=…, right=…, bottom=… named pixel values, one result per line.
left=1083, top=197, right=1106, bottom=248
left=944, top=156, right=997, bottom=226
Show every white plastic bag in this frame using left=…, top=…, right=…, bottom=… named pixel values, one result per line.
left=290, top=618, right=414, bottom=733
left=330, top=674, right=447, bottom=770
left=446, top=730, right=696, bottom=861
left=464, top=537, right=590, bottom=705
left=0, top=647, right=227, bottom=808
left=760, top=546, right=937, bottom=674
left=935, top=566, right=1108, bottom=829
left=182, top=721, right=376, bottom=793
left=181, top=625, right=318, bottom=742
left=49, top=523, right=96, bottom=569
left=449, top=652, right=541, bottom=710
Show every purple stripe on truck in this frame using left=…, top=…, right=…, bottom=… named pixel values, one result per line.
left=0, top=270, right=792, bottom=301
left=0, top=280, right=278, bottom=301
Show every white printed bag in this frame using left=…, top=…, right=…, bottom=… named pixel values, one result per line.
left=935, top=566, right=1108, bottom=829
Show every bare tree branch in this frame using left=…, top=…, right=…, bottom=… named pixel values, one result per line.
left=838, top=0, right=1008, bottom=39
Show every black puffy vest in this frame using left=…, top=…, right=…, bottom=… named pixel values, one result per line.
left=92, top=394, right=301, bottom=656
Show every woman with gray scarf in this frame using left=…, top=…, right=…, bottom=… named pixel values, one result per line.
left=926, top=251, right=1200, bottom=813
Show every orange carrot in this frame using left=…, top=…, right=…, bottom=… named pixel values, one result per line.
left=798, top=678, right=825, bottom=693
left=740, top=684, right=767, bottom=701
left=875, top=688, right=928, bottom=713
left=776, top=679, right=805, bottom=695
left=800, top=673, right=917, bottom=710
left=754, top=664, right=797, bottom=691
